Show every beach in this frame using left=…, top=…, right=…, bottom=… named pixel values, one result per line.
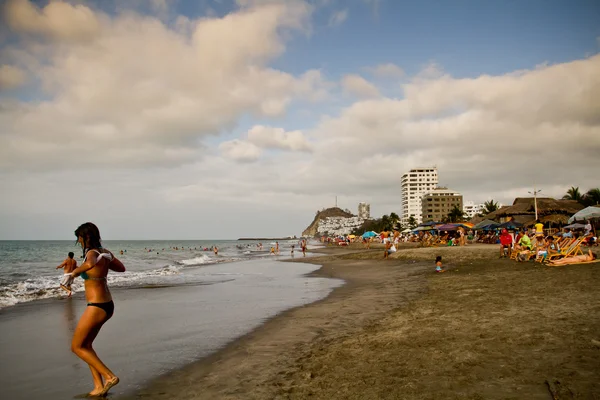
left=120, top=244, right=600, bottom=399
left=0, top=255, right=341, bottom=400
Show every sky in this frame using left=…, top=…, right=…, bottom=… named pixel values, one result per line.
left=0, top=0, right=599, bottom=240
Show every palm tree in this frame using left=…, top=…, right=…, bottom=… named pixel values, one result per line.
left=482, top=200, right=499, bottom=215
left=583, top=188, right=600, bottom=206
left=380, top=214, right=391, bottom=231
left=407, top=215, right=417, bottom=229
left=389, top=212, right=400, bottom=227
left=447, top=205, right=467, bottom=223
left=562, top=186, right=584, bottom=204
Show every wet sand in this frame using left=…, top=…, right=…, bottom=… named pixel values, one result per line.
left=120, top=244, right=600, bottom=399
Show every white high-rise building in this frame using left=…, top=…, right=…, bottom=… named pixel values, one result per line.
left=358, top=202, right=370, bottom=219
left=401, top=167, right=438, bottom=225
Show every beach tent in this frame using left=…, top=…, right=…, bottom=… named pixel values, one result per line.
left=401, top=228, right=412, bottom=233
left=362, top=231, right=377, bottom=238
left=474, top=219, right=497, bottom=230
left=568, top=206, right=600, bottom=223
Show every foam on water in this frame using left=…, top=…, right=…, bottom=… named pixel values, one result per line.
left=0, top=264, right=183, bottom=309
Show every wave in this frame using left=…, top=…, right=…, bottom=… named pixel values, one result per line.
left=0, top=265, right=182, bottom=309
left=177, top=255, right=213, bottom=266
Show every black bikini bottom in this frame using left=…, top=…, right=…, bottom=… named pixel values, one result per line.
left=87, top=300, right=114, bottom=320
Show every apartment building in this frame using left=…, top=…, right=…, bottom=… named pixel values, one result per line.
left=421, top=188, right=463, bottom=223
left=358, top=202, right=371, bottom=219
left=401, top=167, right=438, bottom=224
left=463, top=201, right=484, bottom=219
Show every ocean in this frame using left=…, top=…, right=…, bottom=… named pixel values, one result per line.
left=0, top=239, right=304, bottom=308
left=0, top=239, right=342, bottom=399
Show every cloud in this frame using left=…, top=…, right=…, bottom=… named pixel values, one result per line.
left=219, top=140, right=262, bottom=162
left=3, top=0, right=102, bottom=41
left=341, top=74, right=380, bottom=98
left=328, top=9, right=348, bottom=27
left=0, top=65, right=27, bottom=90
left=367, top=63, right=404, bottom=79
left=0, top=0, right=326, bottom=170
left=303, top=55, right=600, bottom=205
left=247, top=125, right=312, bottom=151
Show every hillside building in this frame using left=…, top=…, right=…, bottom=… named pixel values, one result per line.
left=421, top=188, right=463, bottom=222
left=401, top=167, right=438, bottom=224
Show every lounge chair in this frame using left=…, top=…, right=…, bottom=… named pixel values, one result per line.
left=544, top=237, right=586, bottom=263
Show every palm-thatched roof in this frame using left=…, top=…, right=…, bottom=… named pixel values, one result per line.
left=477, top=198, right=583, bottom=226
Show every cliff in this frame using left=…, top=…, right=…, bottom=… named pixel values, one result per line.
left=302, top=207, right=355, bottom=237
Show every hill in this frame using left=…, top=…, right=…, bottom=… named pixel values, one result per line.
left=302, top=207, right=355, bottom=237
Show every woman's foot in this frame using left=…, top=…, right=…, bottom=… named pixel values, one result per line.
left=99, top=376, right=119, bottom=396
left=87, top=386, right=104, bottom=397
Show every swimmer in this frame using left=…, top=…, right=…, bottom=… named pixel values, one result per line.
left=56, top=251, right=77, bottom=297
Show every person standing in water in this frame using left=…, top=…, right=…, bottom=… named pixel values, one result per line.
left=70, top=222, right=125, bottom=397
left=56, top=251, right=77, bottom=297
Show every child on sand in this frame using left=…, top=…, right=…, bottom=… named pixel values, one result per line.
left=435, top=256, right=444, bottom=272
left=56, top=251, right=77, bottom=296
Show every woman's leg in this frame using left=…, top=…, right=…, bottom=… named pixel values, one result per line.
left=71, top=307, right=118, bottom=387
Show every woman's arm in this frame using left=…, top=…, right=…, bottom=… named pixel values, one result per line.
left=109, top=255, right=126, bottom=272
left=71, top=251, right=97, bottom=277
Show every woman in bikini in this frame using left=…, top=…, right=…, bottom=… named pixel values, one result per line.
left=70, top=222, right=125, bottom=397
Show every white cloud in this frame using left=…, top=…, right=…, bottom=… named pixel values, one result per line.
left=328, top=9, right=348, bottom=27
left=367, top=63, right=404, bottom=78
left=247, top=125, right=312, bottom=151
left=341, top=74, right=380, bottom=98
left=0, top=65, right=27, bottom=90
left=3, top=0, right=102, bottom=42
left=0, top=0, right=326, bottom=170
left=219, top=140, right=262, bottom=162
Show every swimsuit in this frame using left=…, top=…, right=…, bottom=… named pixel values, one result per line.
left=87, top=300, right=114, bottom=320
left=81, top=249, right=115, bottom=319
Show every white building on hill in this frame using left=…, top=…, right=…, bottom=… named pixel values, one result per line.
left=463, top=201, right=485, bottom=219
left=401, top=167, right=438, bottom=224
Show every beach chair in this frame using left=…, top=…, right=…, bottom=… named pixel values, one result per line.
left=545, top=237, right=585, bottom=263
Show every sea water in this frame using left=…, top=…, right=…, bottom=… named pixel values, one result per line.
left=0, top=239, right=303, bottom=308
left=0, top=240, right=341, bottom=399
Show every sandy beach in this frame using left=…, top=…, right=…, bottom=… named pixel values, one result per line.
left=120, top=244, right=600, bottom=400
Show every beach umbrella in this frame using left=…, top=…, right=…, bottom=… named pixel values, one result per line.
left=480, top=222, right=500, bottom=230
left=413, top=226, right=433, bottom=231
left=401, top=228, right=411, bottom=233
left=563, top=223, right=586, bottom=229
left=474, top=219, right=496, bottom=229
left=362, top=231, right=377, bottom=238
left=419, top=221, right=441, bottom=226
left=435, top=224, right=459, bottom=231
left=568, top=206, right=600, bottom=223
left=347, top=234, right=356, bottom=239
left=498, top=221, right=523, bottom=230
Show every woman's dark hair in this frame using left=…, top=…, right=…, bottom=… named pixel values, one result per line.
left=75, top=222, right=102, bottom=251
left=435, top=256, right=442, bottom=262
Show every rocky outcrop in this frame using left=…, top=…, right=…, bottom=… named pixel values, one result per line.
left=302, top=207, right=356, bottom=237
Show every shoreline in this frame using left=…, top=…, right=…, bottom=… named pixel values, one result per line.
left=119, top=246, right=430, bottom=399
left=119, top=244, right=600, bottom=399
